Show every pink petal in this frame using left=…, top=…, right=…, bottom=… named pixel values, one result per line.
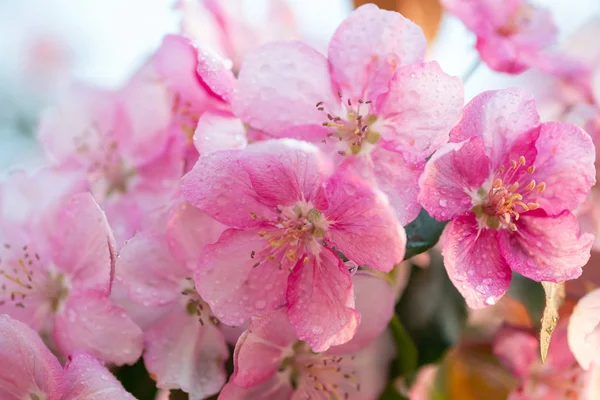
left=166, top=200, right=226, bottom=267
left=117, top=231, right=188, bottom=307
left=419, top=137, right=490, bottom=221
left=195, top=228, right=290, bottom=326
left=181, top=149, right=273, bottom=228
left=54, top=291, right=144, bottom=365
left=240, top=139, right=331, bottom=210
left=529, top=122, right=595, bottom=215
left=568, top=289, right=600, bottom=370
left=49, top=192, right=115, bottom=294
left=449, top=89, right=541, bottom=171
left=144, top=307, right=228, bottom=398
left=376, top=62, right=464, bottom=160
left=0, top=315, right=63, bottom=400
left=444, top=215, right=512, bottom=308
left=324, top=171, right=405, bottom=271
left=196, top=47, right=237, bottom=103
left=232, top=311, right=296, bottom=388
left=62, top=351, right=135, bottom=400
left=441, top=0, right=519, bottom=33
left=493, top=325, right=538, bottom=378
left=193, top=111, right=247, bottom=155
left=287, top=249, right=360, bottom=352
left=476, top=35, right=528, bottom=74
left=499, top=211, right=593, bottom=282
left=232, top=41, right=337, bottom=138
left=328, top=4, right=427, bottom=100
left=220, top=374, right=294, bottom=400
left=330, top=272, right=395, bottom=353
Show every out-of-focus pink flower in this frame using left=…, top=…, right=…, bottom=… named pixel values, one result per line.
left=419, top=88, right=595, bottom=308
left=181, top=139, right=404, bottom=351
left=116, top=199, right=232, bottom=399
left=568, top=288, right=600, bottom=371
left=0, top=182, right=143, bottom=365
left=441, top=0, right=557, bottom=74
left=0, top=314, right=135, bottom=400
left=231, top=4, right=463, bottom=226
left=495, top=324, right=599, bottom=399
left=178, top=0, right=299, bottom=73
left=219, top=303, right=395, bottom=400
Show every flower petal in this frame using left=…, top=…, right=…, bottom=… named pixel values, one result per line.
left=54, top=291, right=144, bottom=365
left=117, top=231, right=188, bottom=307
left=330, top=272, right=395, bottom=353
left=181, top=149, right=273, bottom=228
left=220, top=374, right=294, bottom=400
left=376, top=61, right=464, bottom=160
left=49, top=192, right=115, bottom=294
left=62, top=351, right=136, bottom=400
left=328, top=3, right=427, bottom=100
left=196, top=47, right=237, bottom=103
left=568, top=289, right=600, bottom=370
left=240, top=139, right=331, bottom=209
left=449, top=89, right=541, bottom=171
left=440, top=0, right=519, bottom=33
left=232, top=311, right=296, bottom=388
left=144, top=307, right=228, bottom=399
left=193, top=112, right=247, bottom=155
left=0, top=315, right=63, bottom=400
left=530, top=122, right=595, bottom=215
left=419, top=137, right=490, bottom=221
left=499, top=211, right=593, bottom=282
left=325, top=171, right=405, bottom=271
left=444, top=215, right=512, bottom=308
left=287, top=249, right=360, bottom=352
left=195, top=228, right=290, bottom=326
left=493, top=325, right=538, bottom=378
left=232, top=41, right=337, bottom=138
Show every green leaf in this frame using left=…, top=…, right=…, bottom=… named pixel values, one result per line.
left=379, top=384, right=409, bottom=400
left=396, top=252, right=467, bottom=366
left=389, top=315, right=418, bottom=376
left=403, top=209, right=448, bottom=260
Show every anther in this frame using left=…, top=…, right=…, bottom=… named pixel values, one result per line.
left=525, top=180, right=536, bottom=191
left=511, top=160, right=517, bottom=169
left=519, top=156, right=526, bottom=165
left=527, top=165, right=535, bottom=174
left=536, top=182, right=546, bottom=193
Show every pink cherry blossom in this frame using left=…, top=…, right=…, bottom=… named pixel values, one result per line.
left=219, top=299, right=395, bottom=400
left=181, top=139, right=405, bottom=351
left=441, top=0, right=558, bottom=74
left=178, top=0, right=299, bottom=73
left=419, top=88, right=596, bottom=308
left=494, top=324, right=600, bottom=399
left=568, top=288, right=600, bottom=371
left=231, top=3, right=463, bottom=225
left=0, top=187, right=143, bottom=365
left=0, top=314, right=135, bottom=400
left=116, top=199, right=232, bottom=399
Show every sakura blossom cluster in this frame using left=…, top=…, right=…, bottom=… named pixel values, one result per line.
left=1, top=1, right=598, bottom=399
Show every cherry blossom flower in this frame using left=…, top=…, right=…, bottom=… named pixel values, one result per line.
left=419, top=88, right=596, bottom=308
left=0, top=314, right=135, bottom=400
left=219, top=280, right=396, bottom=400
left=568, top=288, right=600, bottom=372
left=494, top=324, right=600, bottom=399
left=116, top=199, right=232, bottom=399
left=441, top=0, right=558, bottom=73
left=181, top=139, right=405, bottom=351
left=231, top=3, right=464, bottom=225
left=0, top=188, right=143, bottom=365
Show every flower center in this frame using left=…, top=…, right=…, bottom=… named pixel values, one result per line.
left=252, top=202, right=329, bottom=269
left=172, top=92, right=201, bottom=146
left=316, top=93, right=380, bottom=156
left=181, top=277, right=220, bottom=327
left=473, top=156, right=545, bottom=231
left=279, top=341, right=360, bottom=398
left=0, top=244, right=70, bottom=313
left=497, top=4, right=536, bottom=37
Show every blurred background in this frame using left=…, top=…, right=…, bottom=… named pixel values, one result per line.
left=1, top=0, right=599, bottom=170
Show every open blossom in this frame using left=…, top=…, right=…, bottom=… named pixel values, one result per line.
left=441, top=0, right=557, bottom=73
left=568, top=288, right=600, bottom=371
left=181, top=139, right=405, bottom=351
left=0, top=185, right=143, bottom=365
left=0, top=314, right=135, bottom=400
left=494, top=324, right=600, bottom=399
left=231, top=3, right=463, bottom=225
left=220, top=274, right=396, bottom=400
left=116, top=199, right=231, bottom=399
left=419, top=88, right=596, bottom=308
